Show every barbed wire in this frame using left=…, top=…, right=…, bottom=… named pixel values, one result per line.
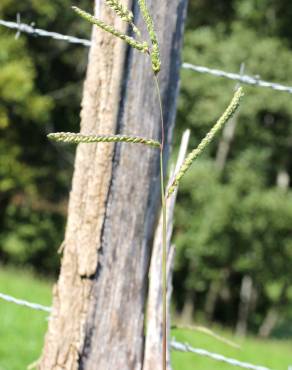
left=171, top=340, right=273, bottom=370
left=0, top=290, right=277, bottom=369
left=0, top=18, right=92, bottom=47
left=1, top=18, right=292, bottom=96
left=182, top=63, right=292, bottom=94
left=0, top=292, right=52, bottom=313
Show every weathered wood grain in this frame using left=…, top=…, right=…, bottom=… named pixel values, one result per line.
left=39, top=1, right=131, bottom=368
left=79, top=2, right=188, bottom=369
left=39, top=0, right=188, bottom=369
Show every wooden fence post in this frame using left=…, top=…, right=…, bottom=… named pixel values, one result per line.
left=39, top=1, right=188, bottom=368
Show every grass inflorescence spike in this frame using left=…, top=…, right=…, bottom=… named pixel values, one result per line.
left=137, top=0, right=161, bottom=73
left=167, top=87, right=244, bottom=197
left=105, top=0, right=134, bottom=23
left=72, top=6, right=148, bottom=52
left=48, top=132, right=161, bottom=148
left=104, top=0, right=141, bottom=36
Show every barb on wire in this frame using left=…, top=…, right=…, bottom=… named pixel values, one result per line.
left=171, top=340, right=273, bottom=370
left=15, top=13, right=21, bottom=39
left=183, top=63, right=292, bottom=95
left=0, top=292, right=52, bottom=313
left=0, top=18, right=92, bottom=47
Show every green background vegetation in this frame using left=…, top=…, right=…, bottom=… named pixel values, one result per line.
left=1, top=0, right=292, bottom=367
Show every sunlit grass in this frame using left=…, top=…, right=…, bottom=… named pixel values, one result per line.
left=0, top=266, right=291, bottom=370
left=172, top=326, right=292, bottom=370
left=0, top=267, right=53, bottom=370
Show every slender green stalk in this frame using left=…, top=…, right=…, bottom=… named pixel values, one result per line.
left=153, top=73, right=167, bottom=370
left=48, top=132, right=160, bottom=148
left=167, top=87, right=244, bottom=197
left=160, top=151, right=167, bottom=370
left=137, top=2, right=163, bottom=365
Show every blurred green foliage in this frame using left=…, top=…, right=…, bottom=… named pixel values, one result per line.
left=173, top=0, right=292, bottom=335
left=0, top=1, right=91, bottom=275
left=0, top=0, right=292, bottom=335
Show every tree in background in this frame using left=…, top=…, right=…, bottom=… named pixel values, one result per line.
left=173, top=0, right=292, bottom=336
left=0, top=0, right=91, bottom=274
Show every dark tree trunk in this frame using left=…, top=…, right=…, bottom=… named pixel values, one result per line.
left=258, top=282, right=288, bottom=338
left=235, top=275, right=253, bottom=337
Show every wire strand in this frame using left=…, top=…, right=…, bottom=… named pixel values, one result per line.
left=1, top=18, right=292, bottom=95
left=183, top=62, right=292, bottom=94
left=0, top=292, right=51, bottom=313
left=171, top=341, right=273, bottom=370
left=0, top=19, right=92, bottom=47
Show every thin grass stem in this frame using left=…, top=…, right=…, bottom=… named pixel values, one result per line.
left=153, top=73, right=167, bottom=370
